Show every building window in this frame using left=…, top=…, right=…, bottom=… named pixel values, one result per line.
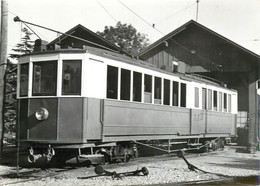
left=208, top=89, right=212, bottom=110
left=172, top=81, right=179, bottom=106
left=62, top=60, right=81, bottom=95
left=133, top=71, right=142, bottom=102
left=163, top=79, right=170, bottom=105
left=32, top=61, right=57, bottom=96
left=213, top=90, right=218, bottom=111
left=144, top=74, right=152, bottom=103
left=180, top=83, right=186, bottom=107
left=194, top=87, right=199, bottom=108
left=154, top=77, right=161, bottom=104
left=20, top=63, right=29, bottom=97
left=107, top=65, right=118, bottom=99
left=120, top=68, right=131, bottom=101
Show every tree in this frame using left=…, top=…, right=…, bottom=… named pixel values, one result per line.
left=97, top=22, right=149, bottom=56
left=3, top=27, right=34, bottom=144
left=9, top=27, right=34, bottom=59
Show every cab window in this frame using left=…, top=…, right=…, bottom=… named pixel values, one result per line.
left=32, top=61, right=57, bottom=96
left=20, top=63, right=29, bottom=97
left=62, top=60, right=82, bottom=95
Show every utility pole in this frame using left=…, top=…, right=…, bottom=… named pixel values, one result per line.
left=0, top=0, right=8, bottom=162
left=196, top=0, right=199, bottom=22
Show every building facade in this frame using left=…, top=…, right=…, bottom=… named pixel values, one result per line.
left=137, top=20, right=260, bottom=150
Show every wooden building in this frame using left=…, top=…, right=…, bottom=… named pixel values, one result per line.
left=137, top=20, right=260, bottom=150
left=46, top=24, right=129, bottom=56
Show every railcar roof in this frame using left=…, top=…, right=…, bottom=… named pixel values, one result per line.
left=21, top=47, right=236, bottom=91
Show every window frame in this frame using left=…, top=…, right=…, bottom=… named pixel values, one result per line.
left=62, top=60, right=82, bottom=96
left=19, top=63, right=29, bottom=97
left=32, top=60, right=58, bottom=96
left=106, top=65, right=119, bottom=99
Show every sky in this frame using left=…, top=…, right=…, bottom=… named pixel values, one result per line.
left=3, top=0, right=260, bottom=58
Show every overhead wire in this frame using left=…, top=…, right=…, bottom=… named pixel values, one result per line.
left=140, top=2, right=195, bottom=34
left=118, top=0, right=221, bottom=70
left=118, top=0, right=165, bottom=36
left=155, top=2, right=196, bottom=26
left=177, top=2, right=193, bottom=26
left=96, top=0, right=118, bottom=23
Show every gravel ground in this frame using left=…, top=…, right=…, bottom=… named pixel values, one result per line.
left=0, top=146, right=259, bottom=186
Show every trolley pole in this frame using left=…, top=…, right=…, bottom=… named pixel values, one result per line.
left=0, top=0, right=8, bottom=162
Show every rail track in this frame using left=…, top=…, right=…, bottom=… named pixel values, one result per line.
left=0, top=146, right=237, bottom=185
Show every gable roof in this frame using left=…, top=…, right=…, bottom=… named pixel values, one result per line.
left=138, top=20, right=259, bottom=60
left=48, top=24, right=130, bottom=56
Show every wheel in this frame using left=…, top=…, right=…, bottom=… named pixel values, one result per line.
left=177, top=150, right=184, bottom=158
left=141, top=167, right=149, bottom=176
left=211, top=141, right=217, bottom=151
left=94, top=165, right=105, bottom=175
left=125, top=154, right=131, bottom=162
left=95, top=149, right=112, bottom=163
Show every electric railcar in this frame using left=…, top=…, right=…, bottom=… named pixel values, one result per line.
left=17, top=46, right=237, bottom=164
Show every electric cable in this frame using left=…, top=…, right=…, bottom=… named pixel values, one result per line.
left=96, top=0, right=118, bottom=23
left=118, top=1, right=222, bottom=70
left=154, top=2, right=196, bottom=26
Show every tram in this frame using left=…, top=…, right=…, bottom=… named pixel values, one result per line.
left=17, top=45, right=237, bottom=164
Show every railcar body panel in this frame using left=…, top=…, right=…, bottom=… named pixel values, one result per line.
left=102, top=99, right=191, bottom=142
left=101, top=99, right=237, bottom=142
left=83, top=98, right=102, bottom=140
left=28, top=98, right=58, bottom=140
left=18, top=98, right=84, bottom=143
left=18, top=97, right=103, bottom=145
left=58, top=98, right=83, bottom=141
left=190, top=109, right=206, bottom=134
left=206, top=111, right=236, bottom=135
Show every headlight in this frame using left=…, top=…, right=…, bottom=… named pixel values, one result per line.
left=35, top=108, right=49, bottom=120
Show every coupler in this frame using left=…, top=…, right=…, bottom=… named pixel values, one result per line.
left=28, top=145, right=55, bottom=163
left=94, top=165, right=149, bottom=179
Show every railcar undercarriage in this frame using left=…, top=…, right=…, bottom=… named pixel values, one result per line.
left=23, top=137, right=227, bottom=167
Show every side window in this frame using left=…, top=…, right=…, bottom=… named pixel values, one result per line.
left=107, top=65, right=118, bottom=99
left=219, top=92, right=223, bottom=112
left=120, top=68, right=130, bottom=101
left=202, top=88, right=207, bottom=109
left=133, top=72, right=142, bottom=102
left=154, top=77, right=161, bottom=104
left=172, top=81, right=179, bottom=106
left=208, top=89, right=212, bottom=110
left=32, top=61, right=57, bottom=96
left=163, top=79, right=170, bottom=105
left=180, top=83, right=186, bottom=107
left=213, top=90, right=218, bottom=111
left=194, top=87, right=199, bottom=108
left=62, top=60, right=82, bottom=95
left=20, top=63, right=29, bottom=97
left=224, top=93, right=227, bottom=112
left=144, top=74, right=152, bottom=103
left=228, top=94, right=231, bottom=113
